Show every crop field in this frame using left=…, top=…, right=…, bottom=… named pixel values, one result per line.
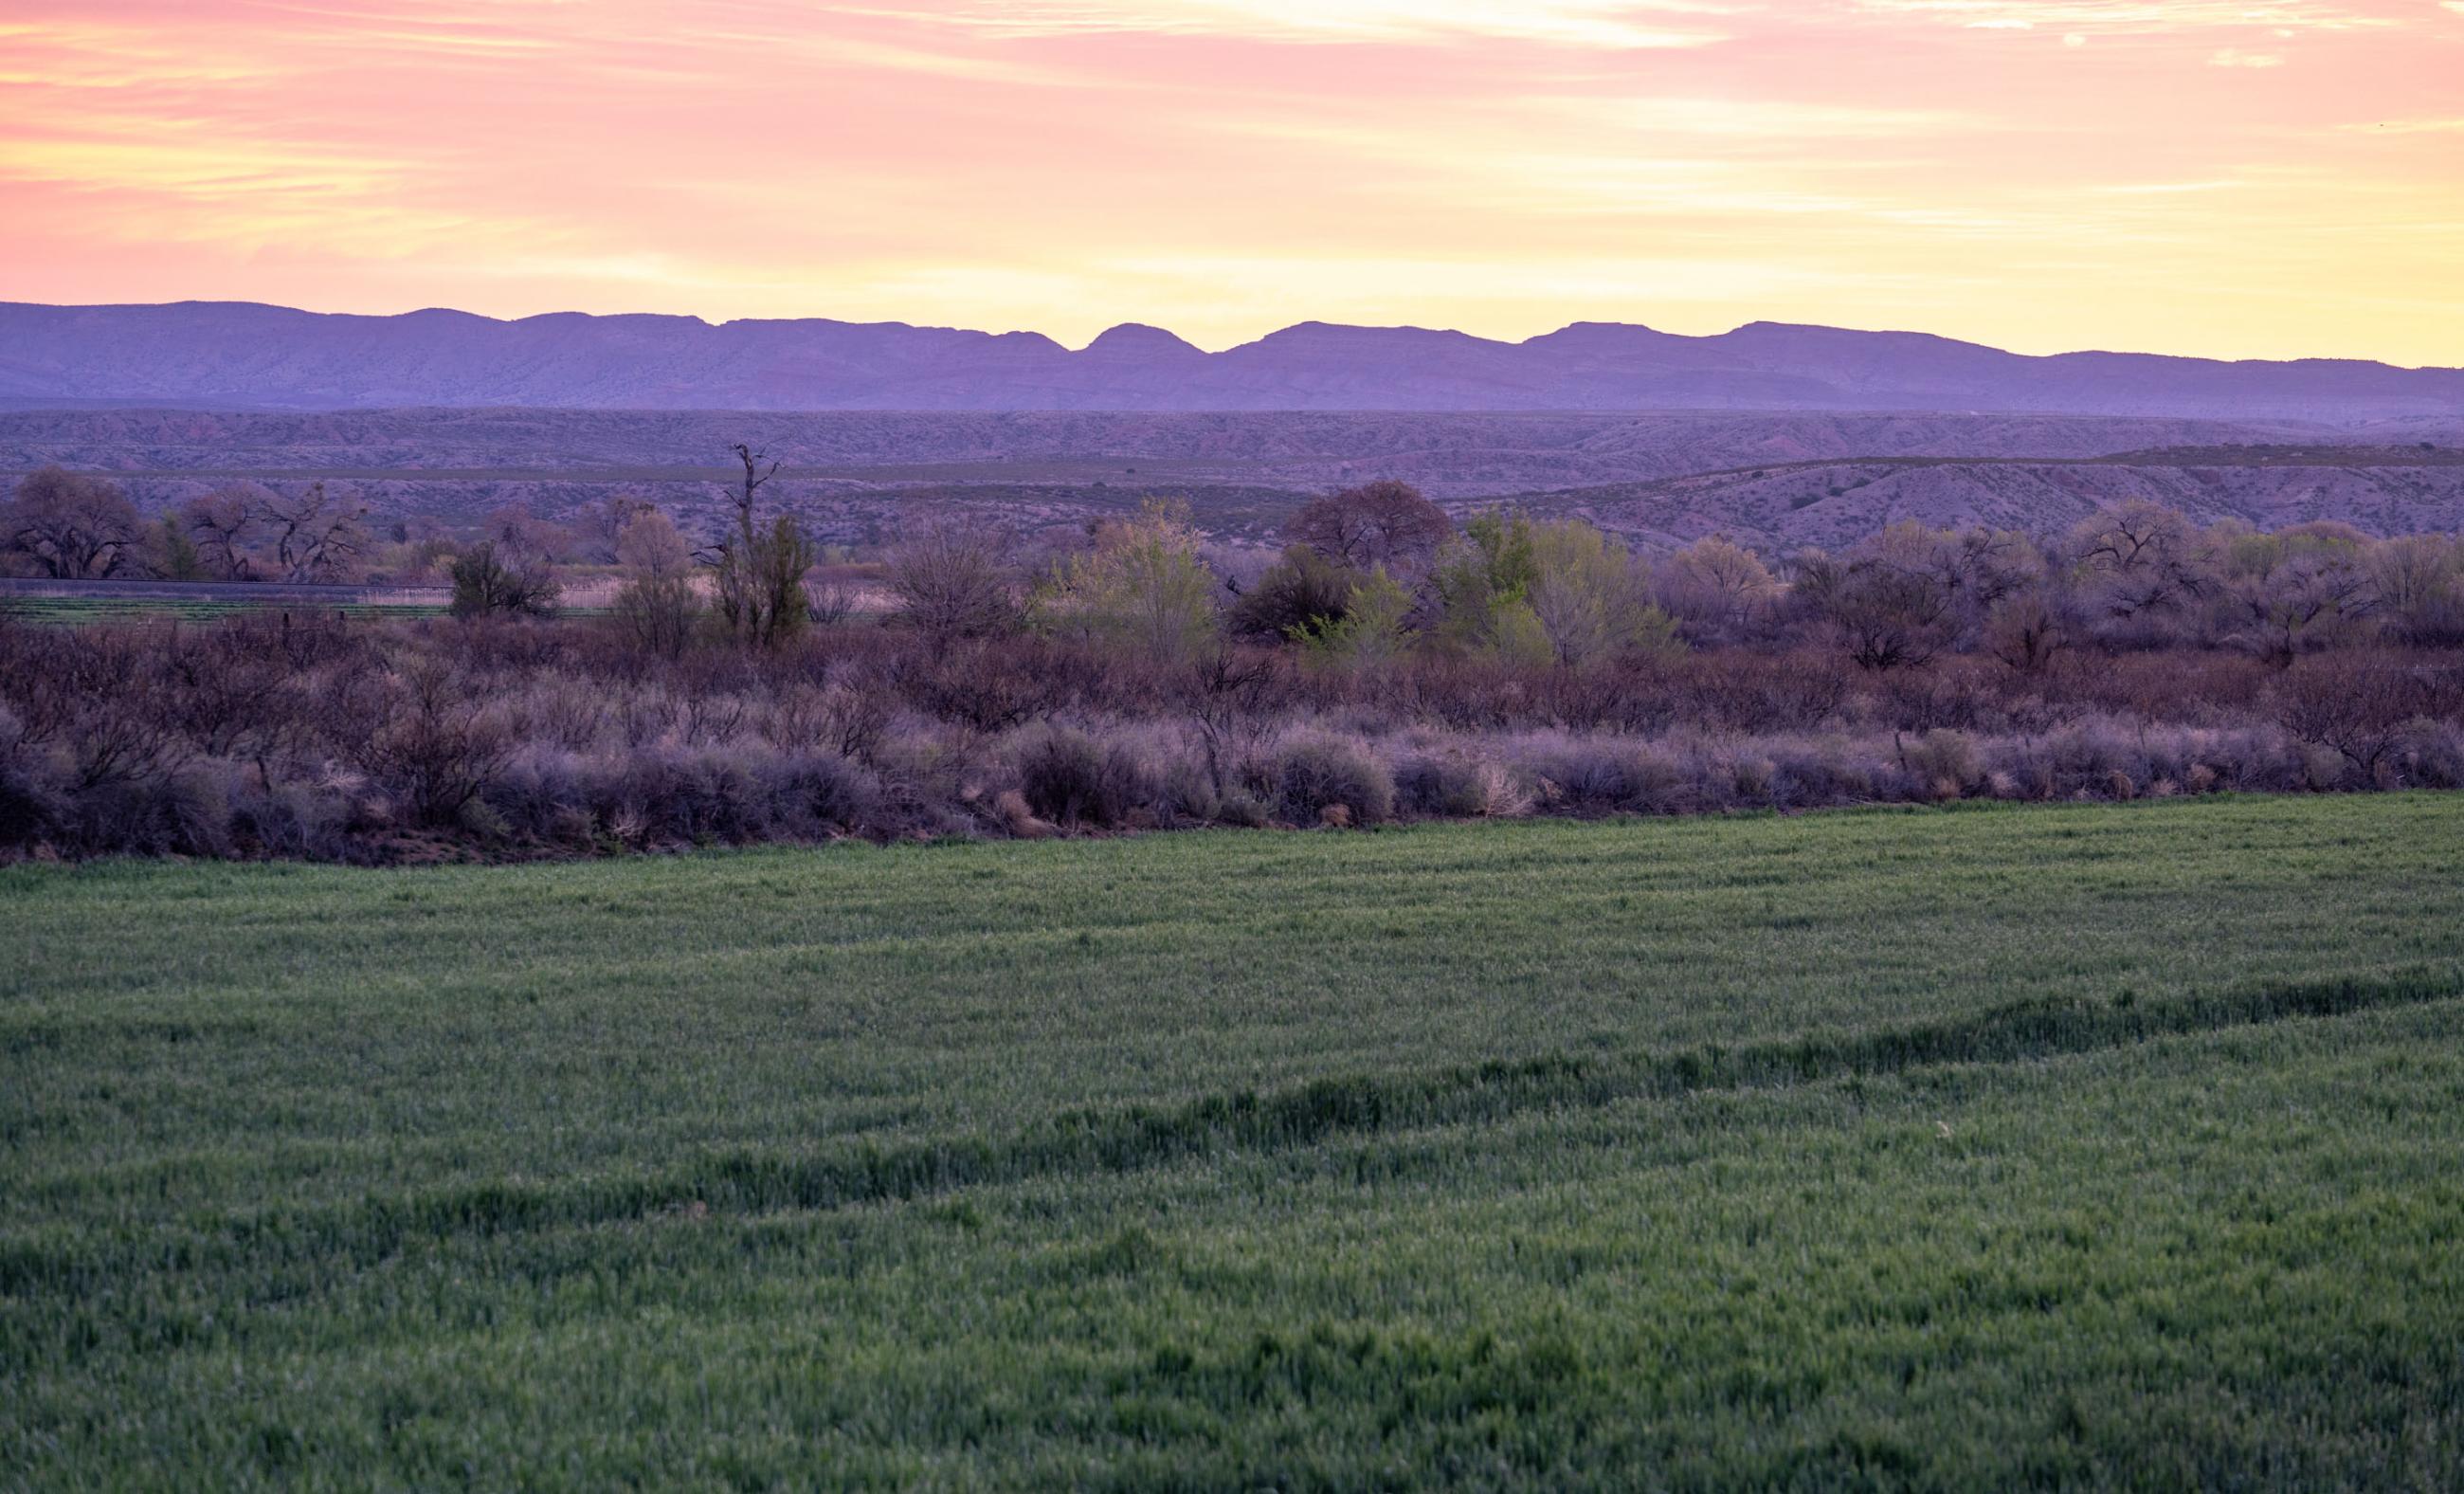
left=5, top=796, right=2463, bottom=1487
left=0, top=585, right=634, bottom=626
left=0, top=596, right=451, bottom=625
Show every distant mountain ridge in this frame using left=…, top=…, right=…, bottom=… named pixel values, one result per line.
left=2, top=301, right=2459, bottom=420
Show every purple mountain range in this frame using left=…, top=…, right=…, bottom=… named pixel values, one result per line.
left=2, top=301, right=2458, bottom=420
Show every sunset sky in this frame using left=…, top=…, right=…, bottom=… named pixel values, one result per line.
left=1, top=1, right=2458, bottom=364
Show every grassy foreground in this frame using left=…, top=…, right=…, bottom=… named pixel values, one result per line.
left=4, top=797, right=2462, bottom=1488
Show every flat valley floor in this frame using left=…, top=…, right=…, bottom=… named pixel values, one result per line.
left=5, top=797, right=2462, bottom=1487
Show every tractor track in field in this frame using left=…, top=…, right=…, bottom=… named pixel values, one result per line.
left=5, top=963, right=2455, bottom=1290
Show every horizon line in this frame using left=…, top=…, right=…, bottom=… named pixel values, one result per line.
left=7, top=297, right=2456, bottom=374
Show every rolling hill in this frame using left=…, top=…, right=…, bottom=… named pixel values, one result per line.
left=5, top=301, right=2461, bottom=420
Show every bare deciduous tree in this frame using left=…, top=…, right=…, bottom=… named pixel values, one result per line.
left=1287, top=480, right=1453, bottom=578
left=258, top=483, right=371, bottom=583
left=888, top=523, right=1016, bottom=653
left=614, top=507, right=692, bottom=577
left=577, top=493, right=658, bottom=563
left=182, top=485, right=265, bottom=579
left=4, top=467, right=141, bottom=579
left=1656, top=535, right=1779, bottom=642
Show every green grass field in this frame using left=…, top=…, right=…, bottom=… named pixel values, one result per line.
left=5, top=797, right=2462, bottom=1488
left=0, top=596, right=634, bottom=626
left=0, top=596, right=451, bottom=625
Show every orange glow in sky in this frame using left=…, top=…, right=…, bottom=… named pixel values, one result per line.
left=1, top=1, right=2458, bottom=363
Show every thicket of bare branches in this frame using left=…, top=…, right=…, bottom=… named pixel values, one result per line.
left=3, top=604, right=2458, bottom=863
left=9, top=465, right=2464, bottom=862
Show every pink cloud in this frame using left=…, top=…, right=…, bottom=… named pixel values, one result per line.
left=0, top=0, right=2455, bottom=363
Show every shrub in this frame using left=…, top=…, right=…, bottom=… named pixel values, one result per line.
left=451, top=542, right=561, bottom=619
left=0, top=757, right=60, bottom=847
left=2274, top=653, right=2429, bottom=777
left=889, top=525, right=1017, bottom=650
left=612, top=572, right=698, bottom=658
left=343, top=664, right=511, bottom=827
left=1233, top=546, right=1356, bottom=641
left=1395, top=754, right=1493, bottom=817
left=1272, top=738, right=1394, bottom=826
left=4, top=564, right=2459, bottom=865
left=1522, top=740, right=1693, bottom=815
left=1902, top=730, right=1982, bottom=793
left=765, top=752, right=884, bottom=837
left=1012, top=726, right=1160, bottom=829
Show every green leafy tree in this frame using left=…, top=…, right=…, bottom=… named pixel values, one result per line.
left=1293, top=565, right=1415, bottom=670
left=145, top=514, right=207, bottom=581
left=1433, top=508, right=1539, bottom=651
left=1525, top=519, right=1679, bottom=665
left=1437, top=512, right=1676, bottom=665
left=1034, top=500, right=1220, bottom=662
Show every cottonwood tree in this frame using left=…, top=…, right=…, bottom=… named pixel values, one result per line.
left=2369, top=534, right=2464, bottom=647
left=577, top=493, right=658, bottom=563
left=710, top=444, right=815, bottom=647
left=1034, top=500, right=1221, bottom=663
left=258, top=483, right=371, bottom=582
left=2063, top=501, right=2219, bottom=644
left=1655, top=535, right=1779, bottom=643
left=1795, top=550, right=1957, bottom=670
left=615, top=506, right=693, bottom=575
left=481, top=503, right=572, bottom=570
left=1983, top=590, right=2069, bottom=673
left=2218, top=521, right=2375, bottom=662
left=611, top=507, right=698, bottom=657
left=1524, top=520, right=1677, bottom=666
left=181, top=486, right=265, bottom=579
left=1288, top=480, right=1453, bottom=578
left=4, top=467, right=141, bottom=579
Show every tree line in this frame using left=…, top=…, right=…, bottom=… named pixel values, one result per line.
left=9, top=459, right=2463, bottom=669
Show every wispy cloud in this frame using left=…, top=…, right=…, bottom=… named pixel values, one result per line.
left=900, top=0, right=1736, bottom=47
left=2091, top=179, right=2244, bottom=193
left=1549, top=97, right=1977, bottom=138
left=1847, top=1, right=2393, bottom=33
left=0, top=0, right=2455, bottom=364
